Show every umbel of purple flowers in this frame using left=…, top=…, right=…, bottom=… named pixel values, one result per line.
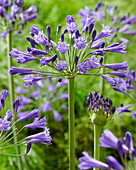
left=0, top=0, right=37, bottom=38
left=9, top=15, right=127, bottom=84
left=78, top=129, right=136, bottom=170
left=0, top=90, right=52, bottom=155
left=86, top=91, right=116, bottom=126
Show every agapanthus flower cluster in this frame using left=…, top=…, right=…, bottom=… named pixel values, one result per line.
left=0, top=0, right=37, bottom=38
left=0, top=90, right=52, bottom=155
left=78, top=1, right=136, bottom=44
left=86, top=91, right=116, bottom=126
left=110, top=69, right=136, bottom=118
left=16, top=77, right=68, bottom=122
left=78, top=129, right=136, bottom=170
left=9, top=15, right=127, bottom=86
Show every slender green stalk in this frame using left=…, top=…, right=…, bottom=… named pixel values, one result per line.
left=68, top=77, right=75, bottom=170
left=93, top=124, right=102, bottom=170
left=7, top=32, right=23, bottom=170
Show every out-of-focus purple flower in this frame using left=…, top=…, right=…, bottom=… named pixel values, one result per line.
left=40, top=55, right=57, bottom=65
left=56, top=42, right=69, bottom=54
left=56, top=79, right=68, bottom=87
left=103, top=61, right=128, bottom=71
left=66, top=22, right=78, bottom=34
left=104, top=43, right=126, bottom=55
left=66, top=15, right=75, bottom=24
left=13, top=99, right=19, bottom=112
left=22, top=75, right=42, bottom=87
left=74, top=37, right=87, bottom=50
left=120, top=38, right=130, bottom=44
left=101, top=74, right=117, bottom=86
left=88, top=56, right=101, bottom=69
left=26, top=127, right=52, bottom=154
left=18, top=111, right=29, bottom=118
left=119, top=25, right=130, bottom=33
left=106, top=156, right=124, bottom=170
left=132, top=111, right=136, bottom=119
left=17, top=108, right=40, bottom=122
left=18, top=96, right=32, bottom=105
left=0, top=118, right=11, bottom=131
left=16, top=86, right=27, bottom=93
left=78, top=151, right=109, bottom=169
left=117, top=104, right=132, bottom=115
left=78, top=62, right=90, bottom=74
left=57, top=24, right=61, bottom=33
left=42, top=102, right=51, bottom=112
left=57, top=93, right=68, bottom=100
left=94, top=25, right=112, bottom=41
left=48, top=85, right=56, bottom=92
left=29, top=91, right=40, bottom=100
left=123, top=15, right=136, bottom=25
left=107, top=5, right=113, bottom=16
left=61, top=106, right=68, bottom=110
left=4, top=110, right=14, bottom=120
left=24, top=117, right=47, bottom=129
left=53, top=110, right=62, bottom=121
left=92, top=9, right=105, bottom=21
left=56, top=61, right=67, bottom=71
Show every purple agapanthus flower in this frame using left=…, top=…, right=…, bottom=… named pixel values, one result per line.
left=0, top=119, right=11, bottom=131
left=53, top=110, right=62, bottom=121
left=87, top=56, right=101, bottom=69
left=132, top=111, right=136, bottom=119
left=16, top=86, right=27, bottom=93
left=106, top=156, right=124, bottom=170
left=104, top=43, right=126, bottom=55
left=56, top=42, right=69, bottom=54
left=74, top=37, right=87, bottom=50
left=78, top=62, right=90, bottom=74
left=48, top=85, right=56, bottom=92
left=42, top=102, right=51, bottom=113
left=117, top=104, right=132, bottom=115
left=66, top=22, right=78, bottom=34
left=0, top=90, right=8, bottom=109
left=103, top=61, right=128, bottom=71
left=56, top=61, right=67, bottom=71
left=101, top=74, right=117, bottom=86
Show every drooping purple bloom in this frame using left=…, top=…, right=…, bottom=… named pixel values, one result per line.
left=103, top=61, right=128, bottom=71
left=16, top=86, right=27, bottom=93
left=0, top=118, right=11, bottom=131
left=29, top=91, right=40, bottom=100
left=17, top=108, right=40, bottom=122
left=42, top=102, right=51, bottom=112
left=78, top=151, right=109, bottom=169
left=119, top=25, right=130, bottom=33
left=56, top=61, right=67, bottom=71
left=117, top=104, right=132, bottom=115
left=9, top=67, right=38, bottom=76
left=74, top=37, right=87, bottom=50
left=66, top=15, right=75, bottom=24
left=34, top=31, right=48, bottom=45
left=30, top=25, right=40, bottom=37
left=123, top=15, right=136, bottom=25
left=24, top=117, right=47, bottom=129
left=108, top=71, right=127, bottom=78
left=4, top=110, right=14, bottom=120
left=66, top=22, right=78, bottom=34
left=56, top=42, right=69, bottom=54
left=104, top=43, right=126, bottom=55
left=107, top=5, right=113, bottom=16
left=78, top=62, right=90, bottom=74
left=106, top=156, right=124, bottom=170
left=26, top=127, right=52, bottom=154
left=0, top=90, right=8, bottom=109
left=53, top=110, right=62, bottom=121
left=90, top=48, right=105, bottom=56
left=40, top=55, right=57, bottom=65
left=57, top=93, right=68, bottom=100
left=18, top=96, right=32, bottom=105
left=101, top=74, right=117, bottom=86
left=57, top=24, right=61, bottom=33
left=48, top=85, right=56, bottom=92
left=31, top=48, right=48, bottom=56
left=22, top=75, right=42, bottom=87
left=87, top=56, right=101, bottom=69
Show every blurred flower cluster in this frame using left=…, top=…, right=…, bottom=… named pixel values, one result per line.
left=16, top=77, right=68, bottom=122
left=78, top=129, right=136, bottom=170
left=78, top=1, right=136, bottom=44
left=0, top=0, right=37, bottom=38
left=0, top=89, right=52, bottom=155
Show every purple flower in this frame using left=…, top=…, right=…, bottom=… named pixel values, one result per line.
left=4, top=110, right=14, bottom=120
left=94, top=25, right=112, bottom=41
left=40, top=55, right=57, bottom=65
left=107, top=5, right=113, bottom=16
left=104, top=43, right=126, bottom=55
left=13, top=99, right=19, bottom=112
left=17, top=109, right=40, bottom=122
left=16, top=86, right=27, bottom=93
left=9, top=67, right=37, bottom=76
left=30, top=25, right=40, bottom=37
left=117, top=104, right=132, bottom=115
left=91, top=39, right=105, bottom=49
left=56, top=61, right=67, bottom=71
left=66, top=15, right=75, bottom=24
left=42, top=102, right=51, bottom=112
left=120, top=38, right=130, bottom=44
left=0, top=90, right=8, bottom=109
left=78, top=151, right=109, bottom=169
left=101, top=74, right=117, bottom=86
left=0, top=118, right=11, bottom=131
left=57, top=93, right=68, bottom=100
left=24, top=117, right=47, bottom=129
left=103, top=61, right=128, bottom=71
left=123, top=15, right=136, bottom=25
left=53, top=110, right=62, bottom=121
left=119, top=25, right=130, bottom=33
left=56, top=79, right=68, bottom=87
left=29, top=91, right=40, bottom=100
left=74, top=37, right=87, bottom=50
left=132, top=111, right=136, bottom=119
left=61, top=106, right=68, bottom=110
left=56, top=42, right=69, bottom=54
left=22, top=75, right=42, bottom=87
left=34, top=32, right=48, bottom=45
left=18, top=96, right=32, bottom=105
left=31, top=48, right=48, bottom=56
left=48, top=85, right=56, bottom=92
left=26, top=127, right=52, bottom=154
left=66, top=22, right=78, bottom=34
left=106, top=156, right=124, bottom=170
left=108, top=71, right=126, bottom=78
left=78, top=62, right=90, bottom=74
left=90, top=49, right=105, bottom=56
left=57, top=24, right=61, bottom=33
left=87, top=56, right=101, bottom=69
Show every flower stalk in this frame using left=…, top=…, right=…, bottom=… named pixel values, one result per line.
left=7, top=32, right=23, bottom=170
left=68, top=77, right=75, bottom=170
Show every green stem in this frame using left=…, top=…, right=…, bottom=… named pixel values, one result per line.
left=93, top=124, right=102, bottom=170
left=68, top=77, right=75, bottom=170
left=7, top=32, right=23, bottom=170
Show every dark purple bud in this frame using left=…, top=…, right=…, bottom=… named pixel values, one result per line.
left=63, top=29, right=68, bottom=34
left=13, top=99, right=19, bottom=112
left=26, top=142, right=32, bottom=154
left=100, top=42, right=105, bottom=48
left=47, top=25, right=51, bottom=40
left=75, top=30, right=80, bottom=39
left=92, top=29, right=97, bottom=42
left=98, top=98, right=102, bottom=106
left=57, top=24, right=61, bottom=33
left=111, top=106, right=116, bottom=114
left=109, top=99, right=112, bottom=107
left=96, top=95, right=99, bottom=100
left=100, top=57, right=103, bottom=65
left=105, top=97, right=108, bottom=102
left=26, top=36, right=38, bottom=48
left=94, top=91, right=98, bottom=98
left=106, top=156, right=123, bottom=170
left=58, top=77, right=62, bottom=82
left=88, top=24, right=94, bottom=35
left=89, top=92, right=92, bottom=100
left=75, top=56, right=79, bottom=66
left=60, top=34, right=64, bottom=42
left=85, top=26, right=88, bottom=33
left=132, top=70, right=135, bottom=79
left=0, top=7, right=5, bottom=18
left=117, top=138, right=124, bottom=157
left=120, top=103, right=123, bottom=107
left=100, top=94, right=103, bottom=98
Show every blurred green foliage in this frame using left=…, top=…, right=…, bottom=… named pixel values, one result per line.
left=0, top=0, right=136, bottom=169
